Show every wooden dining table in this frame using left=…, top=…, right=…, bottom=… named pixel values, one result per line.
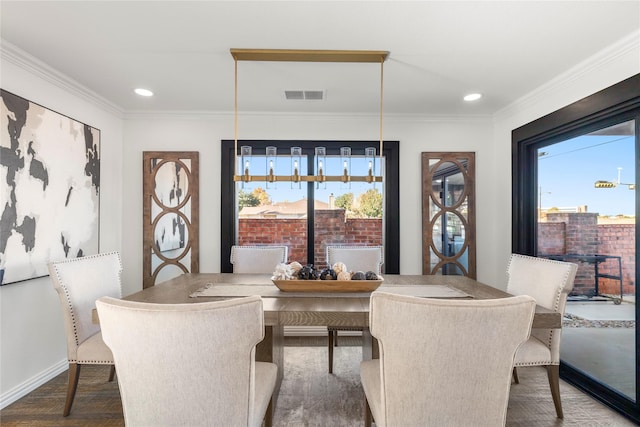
left=114, top=272, right=561, bottom=419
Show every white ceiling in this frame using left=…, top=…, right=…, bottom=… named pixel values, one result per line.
left=1, top=1, right=639, bottom=115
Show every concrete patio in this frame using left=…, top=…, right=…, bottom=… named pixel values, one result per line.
left=562, top=297, right=636, bottom=400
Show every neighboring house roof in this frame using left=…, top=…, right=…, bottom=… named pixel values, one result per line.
left=240, top=198, right=330, bottom=217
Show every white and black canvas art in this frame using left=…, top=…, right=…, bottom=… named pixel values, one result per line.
left=0, top=90, right=100, bottom=285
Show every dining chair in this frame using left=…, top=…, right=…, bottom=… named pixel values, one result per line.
left=360, top=292, right=536, bottom=427
left=325, top=245, right=383, bottom=373
left=96, top=295, right=277, bottom=427
left=48, top=251, right=122, bottom=416
left=507, top=253, right=578, bottom=419
left=230, top=245, right=288, bottom=273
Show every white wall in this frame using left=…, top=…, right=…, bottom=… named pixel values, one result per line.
left=122, top=113, right=493, bottom=289
left=0, top=47, right=124, bottom=407
left=1, top=29, right=638, bottom=408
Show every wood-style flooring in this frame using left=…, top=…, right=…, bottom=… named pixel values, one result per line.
left=1, top=337, right=635, bottom=426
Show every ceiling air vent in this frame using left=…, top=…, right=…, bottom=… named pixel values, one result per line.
left=284, top=90, right=325, bottom=101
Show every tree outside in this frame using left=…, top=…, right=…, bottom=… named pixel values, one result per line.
left=252, top=187, right=272, bottom=205
left=333, top=189, right=382, bottom=218
left=355, top=188, right=383, bottom=218
left=334, top=192, right=354, bottom=211
left=238, top=189, right=260, bottom=209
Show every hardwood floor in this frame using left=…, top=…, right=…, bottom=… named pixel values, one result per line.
left=1, top=337, right=635, bottom=426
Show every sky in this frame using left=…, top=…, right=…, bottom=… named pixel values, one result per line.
left=538, top=126, right=636, bottom=216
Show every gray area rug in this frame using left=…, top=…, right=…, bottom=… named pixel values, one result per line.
left=274, top=345, right=365, bottom=427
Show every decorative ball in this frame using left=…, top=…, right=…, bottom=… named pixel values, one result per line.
left=289, top=261, right=303, bottom=274
left=351, top=271, right=366, bottom=280
left=332, top=262, right=347, bottom=274
left=337, top=271, right=351, bottom=281
left=320, top=268, right=337, bottom=280
left=365, top=271, right=379, bottom=280
left=297, top=264, right=319, bottom=280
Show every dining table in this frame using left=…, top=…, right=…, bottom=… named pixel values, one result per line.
left=111, top=272, right=561, bottom=421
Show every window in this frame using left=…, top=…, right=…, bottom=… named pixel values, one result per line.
left=221, top=140, right=399, bottom=274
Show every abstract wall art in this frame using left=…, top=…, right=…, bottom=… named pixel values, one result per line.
left=0, top=90, right=100, bottom=285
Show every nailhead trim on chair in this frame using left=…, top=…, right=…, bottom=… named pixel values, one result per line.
left=52, top=251, right=123, bottom=350
left=507, top=254, right=574, bottom=349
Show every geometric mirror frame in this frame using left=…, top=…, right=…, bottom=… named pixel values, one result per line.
left=143, top=151, right=199, bottom=288
left=422, top=152, right=476, bottom=278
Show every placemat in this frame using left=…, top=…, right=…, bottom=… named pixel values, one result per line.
left=189, top=283, right=471, bottom=299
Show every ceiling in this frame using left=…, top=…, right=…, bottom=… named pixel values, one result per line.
left=1, top=1, right=639, bottom=116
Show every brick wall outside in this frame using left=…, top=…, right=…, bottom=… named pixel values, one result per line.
left=238, top=218, right=307, bottom=263
left=597, top=224, right=635, bottom=294
left=239, top=209, right=382, bottom=268
left=538, top=213, right=635, bottom=296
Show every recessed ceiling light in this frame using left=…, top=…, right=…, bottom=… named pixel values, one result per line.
left=464, top=93, right=482, bottom=102
left=134, top=88, right=154, bottom=97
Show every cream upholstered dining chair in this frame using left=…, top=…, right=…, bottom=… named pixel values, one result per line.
left=96, top=295, right=278, bottom=427
left=48, top=251, right=122, bottom=416
left=507, top=253, right=578, bottom=419
left=325, top=245, right=383, bottom=373
left=360, top=292, right=536, bottom=427
left=230, top=245, right=288, bottom=273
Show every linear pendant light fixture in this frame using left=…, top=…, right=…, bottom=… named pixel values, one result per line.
left=230, top=48, right=389, bottom=184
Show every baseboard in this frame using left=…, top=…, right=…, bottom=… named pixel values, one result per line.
left=0, top=359, right=68, bottom=410
left=284, top=326, right=362, bottom=337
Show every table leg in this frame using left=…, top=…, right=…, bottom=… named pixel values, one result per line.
left=362, top=327, right=379, bottom=360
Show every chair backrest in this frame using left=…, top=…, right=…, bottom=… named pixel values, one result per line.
left=49, top=252, right=122, bottom=361
left=369, top=292, right=535, bottom=426
left=326, top=245, right=384, bottom=274
left=506, top=253, right=577, bottom=360
left=230, top=245, right=288, bottom=273
left=97, top=295, right=266, bottom=426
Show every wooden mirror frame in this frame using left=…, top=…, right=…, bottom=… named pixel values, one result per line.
left=421, top=152, right=476, bottom=278
left=143, top=151, right=199, bottom=288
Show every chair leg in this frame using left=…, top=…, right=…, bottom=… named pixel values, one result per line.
left=512, top=366, right=519, bottom=384
left=264, top=397, right=274, bottom=427
left=334, top=330, right=339, bottom=347
left=547, top=365, right=563, bottom=419
left=328, top=330, right=334, bottom=373
left=364, top=396, right=373, bottom=427
left=63, top=363, right=81, bottom=416
left=108, top=364, right=116, bottom=382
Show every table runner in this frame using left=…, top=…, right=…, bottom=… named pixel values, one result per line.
left=189, top=283, right=471, bottom=299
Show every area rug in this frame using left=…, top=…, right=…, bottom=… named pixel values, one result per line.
left=273, top=346, right=365, bottom=427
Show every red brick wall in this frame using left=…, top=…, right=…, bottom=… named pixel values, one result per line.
left=597, top=224, right=635, bottom=294
left=239, top=209, right=382, bottom=269
left=538, top=222, right=566, bottom=255
left=538, top=213, right=635, bottom=296
left=238, top=218, right=307, bottom=263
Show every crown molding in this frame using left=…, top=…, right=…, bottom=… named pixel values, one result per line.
left=494, top=30, right=640, bottom=122
left=123, top=109, right=490, bottom=123
left=1, top=39, right=124, bottom=118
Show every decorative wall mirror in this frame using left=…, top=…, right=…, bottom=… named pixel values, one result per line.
left=143, top=151, right=199, bottom=288
left=422, top=152, right=476, bottom=278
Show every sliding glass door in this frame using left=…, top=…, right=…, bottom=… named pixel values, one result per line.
left=537, top=120, right=636, bottom=402
left=512, top=75, right=639, bottom=422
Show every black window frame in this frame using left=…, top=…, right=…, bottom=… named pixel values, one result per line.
left=512, top=74, right=640, bottom=423
left=221, top=140, right=400, bottom=274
